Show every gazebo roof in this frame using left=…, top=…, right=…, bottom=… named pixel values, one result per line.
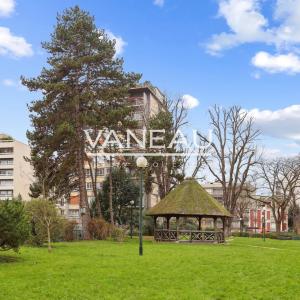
left=147, top=178, right=231, bottom=218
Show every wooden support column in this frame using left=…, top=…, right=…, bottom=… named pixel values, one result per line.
left=198, top=217, right=202, bottom=231
left=214, top=217, right=218, bottom=231
left=154, top=216, right=157, bottom=229
left=166, top=216, right=170, bottom=230
left=176, top=216, right=179, bottom=241
left=214, top=217, right=218, bottom=242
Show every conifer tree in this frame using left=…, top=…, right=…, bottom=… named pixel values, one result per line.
left=22, top=6, right=141, bottom=238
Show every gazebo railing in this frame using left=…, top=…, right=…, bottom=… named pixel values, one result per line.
left=154, top=229, right=225, bottom=243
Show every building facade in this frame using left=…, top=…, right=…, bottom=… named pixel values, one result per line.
left=202, top=182, right=288, bottom=232
left=0, top=133, right=34, bottom=201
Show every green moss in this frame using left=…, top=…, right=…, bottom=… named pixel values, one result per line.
left=147, top=179, right=231, bottom=217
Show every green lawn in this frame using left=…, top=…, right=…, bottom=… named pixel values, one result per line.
left=1, top=237, right=300, bottom=300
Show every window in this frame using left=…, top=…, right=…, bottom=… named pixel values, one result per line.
left=0, top=147, right=13, bottom=155
left=86, top=182, right=93, bottom=190
left=60, top=209, right=65, bottom=215
left=96, top=168, right=104, bottom=176
left=0, top=190, right=13, bottom=196
left=96, top=182, right=102, bottom=190
left=85, top=169, right=91, bottom=177
left=0, top=179, right=13, bottom=186
left=69, top=209, right=79, bottom=217
left=88, top=196, right=95, bottom=204
left=0, top=169, right=13, bottom=176
left=0, top=158, right=13, bottom=165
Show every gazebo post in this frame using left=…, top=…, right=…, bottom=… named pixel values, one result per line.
left=198, top=217, right=202, bottom=231
left=176, top=216, right=179, bottom=241
left=213, top=217, right=218, bottom=242
left=213, top=217, right=218, bottom=231
left=166, top=216, right=170, bottom=230
left=154, top=216, right=157, bottom=229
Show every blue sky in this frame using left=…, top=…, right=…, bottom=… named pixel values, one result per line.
left=0, top=0, right=300, bottom=157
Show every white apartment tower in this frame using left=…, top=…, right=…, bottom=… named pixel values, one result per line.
left=0, top=133, right=34, bottom=200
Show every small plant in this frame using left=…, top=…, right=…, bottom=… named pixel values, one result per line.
left=111, top=226, right=127, bottom=242
left=88, top=218, right=111, bottom=240
left=64, top=220, right=77, bottom=241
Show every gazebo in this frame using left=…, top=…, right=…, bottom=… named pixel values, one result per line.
left=147, top=178, right=232, bottom=243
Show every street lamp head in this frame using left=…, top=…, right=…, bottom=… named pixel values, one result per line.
left=136, top=156, right=148, bottom=168
left=130, top=200, right=134, bottom=205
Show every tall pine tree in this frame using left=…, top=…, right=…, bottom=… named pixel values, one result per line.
left=22, top=6, right=141, bottom=239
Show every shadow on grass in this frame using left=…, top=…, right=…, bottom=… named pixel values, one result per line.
left=0, top=255, right=23, bottom=264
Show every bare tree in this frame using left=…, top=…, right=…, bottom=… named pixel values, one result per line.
left=256, top=156, right=300, bottom=233
left=146, top=96, right=188, bottom=199
left=197, top=105, right=260, bottom=233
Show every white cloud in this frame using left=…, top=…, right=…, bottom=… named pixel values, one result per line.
left=206, top=0, right=300, bottom=55
left=252, top=51, right=300, bottom=74
left=106, top=30, right=127, bottom=56
left=181, top=94, right=199, bottom=109
left=207, top=0, right=271, bottom=55
left=0, top=27, right=33, bottom=57
left=1, top=78, right=26, bottom=90
left=251, top=71, right=261, bottom=79
left=154, top=0, right=164, bottom=7
left=2, top=79, right=15, bottom=86
left=0, top=0, right=15, bottom=17
left=273, top=0, right=300, bottom=49
left=246, top=105, right=300, bottom=142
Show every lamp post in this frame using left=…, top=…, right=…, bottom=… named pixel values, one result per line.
left=136, top=156, right=148, bottom=256
left=262, top=206, right=266, bottom=242
left=129, top=200, right=134, bottom=239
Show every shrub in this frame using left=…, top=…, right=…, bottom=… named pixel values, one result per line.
left=64, top=220, right=77, bottom=241
left=88, top=218, right=111, bottom=240
left=111, top=226, right=127, bottom=242
left=0, top=200, right=30, bottom=252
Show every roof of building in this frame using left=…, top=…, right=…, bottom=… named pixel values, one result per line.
left=0, top=133, right=13, bottom=141
left=147, top=178, right=232, bottom=217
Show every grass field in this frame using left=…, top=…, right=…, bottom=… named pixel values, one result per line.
left=1, top=237, right=300, bottom=300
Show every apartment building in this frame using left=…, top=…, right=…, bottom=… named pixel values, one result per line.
left=59, top=84, right=165, bottom=221
left=202, top=182, right=288, bottom=232
left=0, top=133, right=34, bottom=201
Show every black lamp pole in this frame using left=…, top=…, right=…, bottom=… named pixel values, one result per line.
left=139, top=169, right=144, bottom=256
left=130, top=200, right=134, bottom=239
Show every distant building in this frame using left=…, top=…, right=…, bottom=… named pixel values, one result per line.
left=0, top=133, right=34, bottom=200
left=202, top=182, right=288, bottom=232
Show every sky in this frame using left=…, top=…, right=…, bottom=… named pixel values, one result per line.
left=0, top=0, right=300, bottom=158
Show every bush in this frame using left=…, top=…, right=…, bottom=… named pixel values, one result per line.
left=0, top=200, right=30, bottom=252
left=88, top=218, right=111, bottom=240
left=64, top=220, right=77, bottom=241
left=111, top=226, right=127, bottom=242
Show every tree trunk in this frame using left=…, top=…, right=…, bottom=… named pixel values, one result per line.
left=75, top=104, right=91, bottom=240
left=47, top=225, right=52, bottom=253
left=109, top=156, right=114, bottom=224
left=224, top=218, right=232, bottom=237
left=275, top=220, right=281, bottom=234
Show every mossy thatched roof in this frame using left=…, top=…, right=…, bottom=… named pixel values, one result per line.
left=147, top=179, right=231, bottom=217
